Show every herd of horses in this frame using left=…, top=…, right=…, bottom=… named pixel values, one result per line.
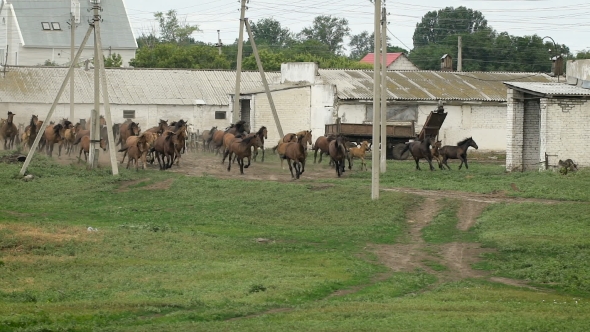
left=1, top=112, right=480, bottom=178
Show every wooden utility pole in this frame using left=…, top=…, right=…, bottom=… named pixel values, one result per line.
left=371, top=0, right=382, bottom=200
left=233, top=0, right=247, bottom=120
left=457, top=36, right=462, bottom=72
left=380, top=5, right=387, bottom=173
left=244, top=18, right=284, bottom=138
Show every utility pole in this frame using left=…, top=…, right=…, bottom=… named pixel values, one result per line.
left=233, top=0, right=247, bottom=121
left=371, top=0, right=381, bottom=200
left=89, top=2, right=100, bottom=168
left=457, top=36, right=462, bottom=72
left=214, top=30, right=223, bottom=55
left=244, top=18, right=284, bottom=137
left=69, top=0, right=80, bottom=122
left=380, top=5, right=387, bottom=173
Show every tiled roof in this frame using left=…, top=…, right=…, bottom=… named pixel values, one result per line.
left=360, top=53, right=403, bottom=66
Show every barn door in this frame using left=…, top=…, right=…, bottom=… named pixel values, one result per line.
left=240, top=99, right=251, bottom=132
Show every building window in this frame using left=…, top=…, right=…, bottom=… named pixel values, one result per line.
left=123, top=110, right=135, bottom=119
left=215, top=111, right=226, bottom=119
left=51, top=22, right=61, bottom=30
left=42, top=22, right=51, bottom=30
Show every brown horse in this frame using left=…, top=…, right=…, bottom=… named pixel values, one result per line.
left=117, top=121, right=140, bottom=148
left=76, top=135, right=107, bottom=162
left=438, top=137, right=479, bottom=170
left=348, top=140, right=371, bottom=171
left=275, top=131, right=313, bottom=169
left=400, top=137, right=437, bottom=171
left=272, top=130, right=312, bottom=152
left=224, top=133, right=262, bottom=174
left=168, top=120, right=188, bottom=165
left=145, top=119, right=168, bottom=136
left=252, top=126, right=268, bottom=162
left=0, top=111, right=18, bottom=150
left=123, top=133, right=152, bottom=171
left=21, top=115, right=39, bottom=152
left=153, top=130, right=178, bottom=170
left=119, top=131, right=158, bottom=165
left=312, top=135, right=336, bottom=163
left=43, top=121, right=70, bottom=157
left=329, top=136, right=348, bottom=177
left=282, top=136, right=308, bottom=180
left=201, top=126, right=217, bottom=152
left=431, top=140, right=443, bottom=169
left=211, top=120, right=247, bottom=155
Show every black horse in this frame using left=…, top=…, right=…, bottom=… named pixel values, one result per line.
left=438, top=137, right=479, bottom=170
left=400, top=136, right=437, bottom=171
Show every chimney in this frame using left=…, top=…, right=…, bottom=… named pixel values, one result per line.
left=440, top=54, right=453, bottom=72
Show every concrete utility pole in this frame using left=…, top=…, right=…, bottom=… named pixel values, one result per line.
left=69, top=0, right=79, bottom=122
left=215, top=30, right=223, bottom=55
left=380, top=5, right=387, bottom=173
left=244, top=18, right=284, bottom=138
left=371, top=0, right=382, bottom=200
left=89, top=2, right=101, bottom=168
left=233, top=0, right=247, bottom=120
left=457, top=36, right=462, bottom=72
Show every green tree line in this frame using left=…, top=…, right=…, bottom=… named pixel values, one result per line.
left=128, top=7, right=589, bottom=72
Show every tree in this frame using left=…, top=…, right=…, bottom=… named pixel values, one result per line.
left=130, top=44, right=230, bottom=69
left=41, top=59, right=59, bottom=66
left=576, top=50, right=590, bottom=59
left=349, top=31, right=373, bottom=60
left=250, top=18, right=292, bottom=48
left=154, top=10, right=200, bottom=45
left=104, top=53, right=123, bottom=68
left=413, top=6, right=488, bottom=48
left=299, top=16, right=350, bottom=55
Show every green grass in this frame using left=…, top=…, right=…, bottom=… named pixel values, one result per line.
left=1, top=151, right=590, bottom=331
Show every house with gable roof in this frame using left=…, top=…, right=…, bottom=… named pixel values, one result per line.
left=0, top=0, right=137, bottom=67
left=360, top=52, right=419, bottom=70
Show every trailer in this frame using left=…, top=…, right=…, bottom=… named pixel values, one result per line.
left=324, top=118, right=415, bottom=159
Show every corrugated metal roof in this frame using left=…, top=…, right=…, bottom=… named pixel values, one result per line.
left=503, top=82, right=590, bottom=96
left=318, top=69, right=555, bottom=101
left=360, top=53, right=402, bottom=66
left=0, top=67, right=281, bottom=105
left=11, top=0, right=136, bottom=49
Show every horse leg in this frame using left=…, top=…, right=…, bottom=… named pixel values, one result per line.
left=314, top=149, right=318, bottom=163
left=442, top=156, right=451, bottom=170
left=287, top=158, right=295, bottom=179
left=261, top=147, right=265, bottom=162
left=227, top=152, right=233, bottom=172
left=222, top=148, right=230, bottom=164
left=238, top=157, right=245, bottom=174
left=462, top=154, right=469, bottom=169
left=293, top=161, right=301, bottom=179
left=78, top=147, right=83, bottom=163
left=427, top=158, right=435, bottom=171
left=458, top=155, right=466, bottom=170
left=121, top=150, right=128, bottom=164
left=244, top=156, right=251, bottom=168
left=414, top=157, right=421, bottom=170
left=126, top=158, right=131, bottom=169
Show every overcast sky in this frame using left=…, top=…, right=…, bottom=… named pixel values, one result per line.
left=123, top=0, right=590, bottom=54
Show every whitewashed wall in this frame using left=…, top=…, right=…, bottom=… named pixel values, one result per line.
left=310, top=84, right=336, bottom=138
left=13, top=47, right=137, bottom=67
left=388, top=56, right=419, bottom=71
left=252, top=87, right=311, bottom=145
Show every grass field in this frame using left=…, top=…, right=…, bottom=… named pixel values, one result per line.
left=1, top=151, right=589, bottom=331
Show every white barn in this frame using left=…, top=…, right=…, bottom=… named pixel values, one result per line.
left=505, top=60, right=590, bottom=171
left=0, top=0, right=137, bottom=67
left=240, top=63, right=555, bottom=151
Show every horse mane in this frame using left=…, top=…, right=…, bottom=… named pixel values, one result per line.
left=29, top=115, right=36, bottom=128
left=53, top=123, right=63, bottom=135
left=63, top=120, right=72, bottom=128
left=456, top=137, right=472, bottom=146
left=173, top=120, right=186, bottom=131
left=256, top=126, right=267, bottom=136
left=240, top=134, right=256, bottom=144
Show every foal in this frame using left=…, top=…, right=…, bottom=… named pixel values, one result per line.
left=438, top=137, right=479, bottom=170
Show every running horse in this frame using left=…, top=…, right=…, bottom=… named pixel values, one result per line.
left=399, top=136, right=437, bottom=171
left=117, top=121, right=140, bottom=148
left=282, top=133, right=308, bottom=180
left=210, top=120, right=247, bottom=155
left=0, top=111, right=18, bottom=150
left=201, top=126, right=217, bottom=152
left=252, top=126, right=268, bottom=162
left=438, top=137, right=479, bottom=170
left=328, top=136, right=348, bottom=177
left=224, top=133, right=262, bottom=175
left=43, top=121, right=70, bottom=157
left=312, top=134, right=336, bottom=164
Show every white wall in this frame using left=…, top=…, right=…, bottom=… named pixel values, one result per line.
left=310, top=84, right=336, bottom=138
left=338, top=103, right=367, bottom=124
left=281, top=62, right=318, bottom=84
left=388, top=56, right=419, bottom=71
left=252, top=87, right=311, bottom=145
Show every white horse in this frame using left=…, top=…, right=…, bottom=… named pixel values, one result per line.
left=186, top=123, right=199, bottom=152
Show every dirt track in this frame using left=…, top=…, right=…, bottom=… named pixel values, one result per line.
left=48, top=146, right=551, bottom=292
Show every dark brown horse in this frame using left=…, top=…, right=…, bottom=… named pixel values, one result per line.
left=0, top=111, right=17, bottom=150
left=252, top=126, right=268, bottom=162
left=438, top=137, right=479, bottom=170
left=282, top=136, right=308, bottom=180
left=169, top=121, right=187, bottom=165
left=145, top=119, right=168, bottom=136
left=400, top=137, right=437, bottom=171
left=224, top=133, right=262, bottom=174
left=43, top=121, right=70, bottom=157
left=312, top=135, right=336, bottom=163
left=22, top=115, right=39, bottom=152
left=211, top=120, right=247, bottom=154
left=117, top=121, right=140, bottom=148
left=328, top=136, right=348, bottom=177
left=153, top=130, right=178, bottom=170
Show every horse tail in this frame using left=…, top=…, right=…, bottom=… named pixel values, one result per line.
left=118, top=146, right=129, bottom=153
left=400, top=142, right=410, bottom=155
left=271, top=145, right=278, bottom=154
